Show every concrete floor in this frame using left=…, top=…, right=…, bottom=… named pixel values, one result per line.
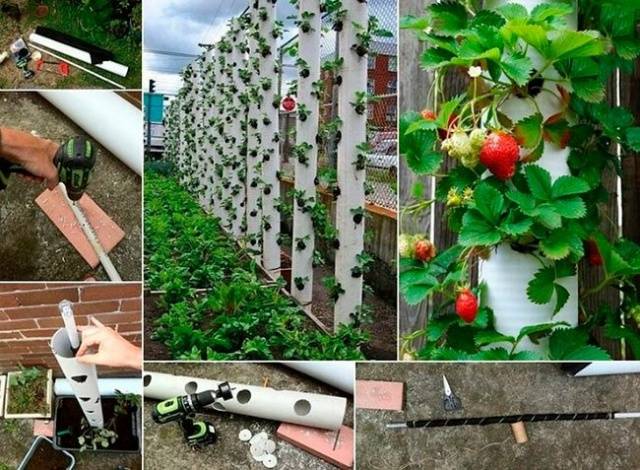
left=356, top=363, right=640, bottom=470
left=0, top=92, right=141, bottom=281
left=144, top=363, right=354, bottom=470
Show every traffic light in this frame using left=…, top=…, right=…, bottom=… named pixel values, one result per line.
left=149, top=79, right=156, bottom=93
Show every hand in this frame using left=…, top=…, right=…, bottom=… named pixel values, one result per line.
left=0, top=128, right=59, bottom=189
left=76, top=317, right=142, bottom=370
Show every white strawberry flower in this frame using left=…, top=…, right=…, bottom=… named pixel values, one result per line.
left=468, top=66, right=482, bottom=78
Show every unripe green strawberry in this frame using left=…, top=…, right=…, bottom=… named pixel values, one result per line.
left=629, top=304, right=640, bottom=327
left=461, top=152, right=479, bottom=168
left=442, top=131, right=473, bottom=160
left=455, top=288, right=478, bottom=323
left=469, top=128, right=486, bottom=151
left=479, top=131, right=520, bottom=180
left=399, top=233, right=413, bottom=258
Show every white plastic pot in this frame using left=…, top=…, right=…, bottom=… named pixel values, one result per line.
left=4, top=369, right=53, bottom=419
left=51, top=328, right=104, bottom=428
left=38, top=91, right=142, bottom=176
left=143, top=371, right=347, bottom=431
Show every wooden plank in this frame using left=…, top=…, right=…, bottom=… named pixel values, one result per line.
left=398, top=0, right=433, bottom=352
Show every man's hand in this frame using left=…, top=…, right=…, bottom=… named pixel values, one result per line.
left=76, top=317, right=142, bottom=370
left=0, top=128, right=59, bottom=189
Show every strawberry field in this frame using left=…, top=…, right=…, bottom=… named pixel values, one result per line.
left=399, top=0, right=640, bottom=360
left=144, top=172, right=369, bottom=360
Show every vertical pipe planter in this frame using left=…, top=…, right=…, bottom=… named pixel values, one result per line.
left=213, top=44, right=228, bottom=221
left=479, top=0, right=579, bottom=353
left=246, top=5, right=263, bottom=257
left=51, top=328, right=104, bottom=428
left=192, top=59, right=207, bottom=208
left=258, top=0, right=282, bottom=275
left=220, top=38, right=235, bottom=233
left=334, top=0, right=368, bottom=327
left=291, top=0, right=321, bottom=306
left=202, top=48, right=218, bottom=215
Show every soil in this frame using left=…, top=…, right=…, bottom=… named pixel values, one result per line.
left=143, top=290, right=170, bottom=360
left=6, top=371, right=48, bottom=415
left=54, top=397, right=140, bottom=452
left=23, top=438, right=71, bottom=470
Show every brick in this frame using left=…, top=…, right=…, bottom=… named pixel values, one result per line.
left=12, top=287, right=79, bottom=307
left=0, top=318, right=38, bottom=332
left=0, top=311, right=8, bottom=321
left=0, top=292, right=20, bottom=308
left=21, top=328, right=59, bottom=339
left=277, top=424, right=353, bottom=469
left=120, top=298, right=142, bottom=312
left=36, top=317, right=65, bottom=329
left=72, top=300, right=120, bottom=316
left=33, top=420, right=54, bottom=437
left=0, top=284, right=45, bottom=293
left=356, top=380, right=404, bottom=411
left=9, top=339, right=50, bottom=350
left=92, top=312, right=141, bottom=326
left=0, top=331, right=22, bottom=340
left=80, top=284, right=141, bottom=302
left=2, top=304, right=59, bottom=320
left=36, top=187, right=124, bottom=268
left=116, top=322, right=142, bottom=333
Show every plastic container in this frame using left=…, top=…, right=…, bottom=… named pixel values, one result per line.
left=17, top=436, right=75, bottom=470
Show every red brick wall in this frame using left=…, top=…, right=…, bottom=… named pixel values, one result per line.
left=0, top=283, right=142, bottom=377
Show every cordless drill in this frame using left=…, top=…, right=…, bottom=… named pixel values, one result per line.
left=151, top=382, right=233, bottom=424
left=0, top=135, right=96, bottom=199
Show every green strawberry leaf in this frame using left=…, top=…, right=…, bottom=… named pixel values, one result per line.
left=625, top=127, right=640, bottom=152
left=399, top=15, right=430, bottom=31
left=540, top=228, right=576, bottom=259
left=473, top=183, right=504, bottom=224
left=613, top=37, right=640, bottom=60
left=501, top=51, right=534, bottom=86
left=511, top=350, right=545, bottom=360
left=506, top=189, right=537, bottom=213
left=425, top=315, right=458, bottom=342
left=527, top=266, right=556, bottom=304
left=551, top=175, right=591, bottom=198
left=420, top=47, right=454, bottom=69
left=572, top=77, right=606, bottom=103
left=470, top=348, right=510, bottom=360
left=403, top=284, right=432, bottom=305
left=525, top=165, right=553, bottom=200
left=547, top=30, right=605, bottom=60
left=551, top=197, right=586, bottom=219
left=563, top=345, right=611, bottom=360
left=459, top=211, right=502, bottom=246
left=500, top=211, right=533, bottom=236
left=517, top=321, right=568, bottom=344
left=495, top=4, right=529, bottom=21
left=514, top=113, right=544, bottom=149
left=549, top=328, right=611, bottom=360
left=536, top=204, right=562, bottom=229
left=553, top=284, right=570, bottom=315
left=504, top=23, right=549, bottom=52
left=530, top=2, right=574, bottom=23
left=428, top=1, right=468, bottom=37
left=400, top=112, right=443, bottom=174
left=474, top=330, right=515, bottom=347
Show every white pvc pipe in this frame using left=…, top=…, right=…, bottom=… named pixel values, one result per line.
left=334, top=0, right=368, bottom=326
left=55, top=378, right=142, bottom=396
left=143, top=371, right=347, bottom=431
left=291, top=0, right=322, bottom=305
left=29, top=33, right=129, bottom=77
left=570, top=362, right=640, bottom=377
left=58, top=300, right=80, bottom=350
left=283, top=362, right=354, bottom=395
left=51, top=328, right=104, bottom=428
left=38, top=91, right=142, bottom=176
left=230, top=21, right=247, bottom=237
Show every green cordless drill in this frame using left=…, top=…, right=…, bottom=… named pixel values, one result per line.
left=179, top=417, right=218, bottom=448
left=151, top=382, right=233, bottom=425
left=0, top=136, right=96, bottom=200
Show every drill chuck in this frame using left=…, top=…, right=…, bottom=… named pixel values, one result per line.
left=56, top=136, right=96, bottom=201
left=151, top=382, right=233, bottom=424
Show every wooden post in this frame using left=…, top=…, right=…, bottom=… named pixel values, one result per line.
left=334, top=0, right=368, bottom=327
left=258, top=0, right=281, bottom=274
left=291, top=0, right=321, bottom=306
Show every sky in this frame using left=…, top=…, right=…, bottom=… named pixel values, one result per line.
left=144, top=0, right=397, bottom=95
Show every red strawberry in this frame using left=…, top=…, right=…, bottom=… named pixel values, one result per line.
left=455, top=288, right=478, bottom=323
left=479, top=131, right=520, bottom=180
left=585, top=240, right=603, bottom=266
left=414, top=239, right=436, bottom=262
left=421, top=108, right=458, bottom=139
left=421, top=108, right=436, bottom=121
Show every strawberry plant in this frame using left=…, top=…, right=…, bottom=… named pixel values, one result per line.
left=400, top=0, right=640, bottom=360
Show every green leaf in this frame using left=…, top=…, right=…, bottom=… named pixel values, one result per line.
left=536, top=204, right=562, bottom=229
left=428, top=1, right=468, bottom=36
left=525, top=165, right=552, bottom=200
left=551, top=176, right=590, bottom=198
left=553, top=284, right=569, bottom=315
left=470, top=348, right=510, bottom=360
left=514, top=113, right=544, bottom=149
left=572, top=77, right=606, bottom=103
left=547, top=30, right=605, bottom=60
left=459, top=211, right=502, bottom=247
left=437, top=95, right=465, bottom=129
left=426, top=315, right=458, bottom=342
left=625, top=127, right=640, bottom=152
left=614, top=37, right=640, bottom=60
left=540, top=228, right=574, bottom=259
left=500, top=211, right=533, bottom=236
left=399, top=15, right=430, bottom=31
left=506, top=189, right=537, bottom=213
left=420, top=47, right=454, bottom=69
left=403, top=284, right=431, bottom=305
left=549, top=327, right=587, bottom=359
left=474, top=330, right=515, bottom=347
left=530, top=2, right=574, bottom=23
left=405, top=119, right=440, bottom=135
left=506, top=23, right=549, bottom=52
left=511, top=350, right=545, bottom=360
left=473, top=183, right=504, bottom=224
left=517, top=322, right=567, bottom=344
left=501, top=51, right=534, bottom=86
left=593, top=232, right=630, bottom=276
left=527, top=266, right=556, bottom=304
left=495, top=4, right=528, bottom=21
left=563, top=345, right=611, bottom=360
left=400, top=112, right=443, bottom=174
left=551, top=197, right=586, bottom=219
left=469, top=307, right=491, bottom=329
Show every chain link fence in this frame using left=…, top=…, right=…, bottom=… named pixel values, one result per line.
left=278, top=0, right=398, bottom=211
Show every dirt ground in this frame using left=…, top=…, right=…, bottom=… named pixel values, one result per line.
left=0, top=0, right=141, bottom=89
left=144, top=362, right=353, bottom=470
left=0, top=92, right=141, bottom=281
left=356, top=362, right=640, bottom=470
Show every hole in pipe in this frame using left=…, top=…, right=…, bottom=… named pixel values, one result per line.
left=237, top=389, right=251, bottom=404
left=294, top=399, right=311, bottom=416
left=71, top=375, right=88, bottom=383
left=144, top=375, right=151, bottom=387
left=185, top=381, right=198, bottom=394
left=95, top=398, right=100, bottom=404
left=79, top=397, right=91, bottom=402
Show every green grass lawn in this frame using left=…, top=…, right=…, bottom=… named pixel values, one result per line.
left=0, top=0, right=141, bottom=89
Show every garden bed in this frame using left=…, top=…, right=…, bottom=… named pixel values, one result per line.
left=4, top=368, right=53, bottom=419
left=143, top=172, right=369, bottom=360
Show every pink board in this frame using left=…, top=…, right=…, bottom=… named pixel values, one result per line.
left=35, top=187, right=124, bottom=268
left=356, top=380, right=404, bottom=411
left=277, top=423, right=354, bottom=469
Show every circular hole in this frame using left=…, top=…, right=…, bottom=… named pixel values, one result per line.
left=294, top=399, right=311, bottom=416
left=236, top=389, right=251, bottom=404
left=185, top=381, right=198, bottom=394
left=143, top=375, right=151, bottom=387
